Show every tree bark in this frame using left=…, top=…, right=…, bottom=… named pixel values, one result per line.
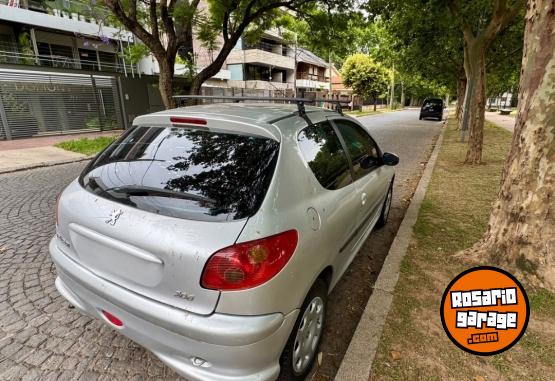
left=451, top=0, right=525, bottom=160
left=467, top=0, right=555, bottom=291
left=456, top=75, right=467, bottom=130
left=373, top=97, right=377, bottom=111
left=463, top=40, right=487, bottom=163
left=157, top=57, right=176, bottom=109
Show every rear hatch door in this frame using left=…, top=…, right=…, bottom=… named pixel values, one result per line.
left=56, top=120, right=279, bottom=315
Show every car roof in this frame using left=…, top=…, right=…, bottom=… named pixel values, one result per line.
left=151, top=103, right=331, bottom=123
left=133, top=103, right=338, bottom=141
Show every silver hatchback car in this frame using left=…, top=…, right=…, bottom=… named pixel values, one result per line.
left=50, top=101, right=398, bottom=381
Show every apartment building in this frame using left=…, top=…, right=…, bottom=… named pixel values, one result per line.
left=0, top=0, right=134, bottom=73
left=0, top=0, right=181, bottom=139
left=0, top=0, right=333, bottom=140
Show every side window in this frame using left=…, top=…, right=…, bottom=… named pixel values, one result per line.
left=333, top=119, right=381, bottom=180
left=297, top=122, right=352, bottom=190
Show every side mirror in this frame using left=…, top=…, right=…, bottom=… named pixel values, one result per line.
left=382, top=152, right=399, bottom=166
left=360, top=155, right=379, bottom=169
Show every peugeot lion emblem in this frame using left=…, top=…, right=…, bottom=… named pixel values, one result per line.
left=105, top=209, right=123, bottom=226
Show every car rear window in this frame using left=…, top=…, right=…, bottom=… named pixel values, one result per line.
left=80, top=125, right=279, bottom=222
left=424, top=99, right=443, bottom=107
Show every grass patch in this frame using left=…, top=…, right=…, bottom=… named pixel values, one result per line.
left=529, top=288, right=555, bottom=316
left=345, top=108, right=395, bottom=117
left=371, top=118, right=554, bottom=380
left=55, top=136, right=117, bottom=156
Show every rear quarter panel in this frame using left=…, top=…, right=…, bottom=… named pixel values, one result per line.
left=215, top=113, right=356, bottom=316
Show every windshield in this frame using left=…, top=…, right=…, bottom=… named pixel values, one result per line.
left=80, top=125, right=280, bottom=222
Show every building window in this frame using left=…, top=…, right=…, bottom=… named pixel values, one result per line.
left=245, top=65, right=287, bottom=82
left=37, top=42, right=74, bottom=68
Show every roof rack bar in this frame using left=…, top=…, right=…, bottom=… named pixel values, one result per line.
left=173, top=95, right=349, bottom=117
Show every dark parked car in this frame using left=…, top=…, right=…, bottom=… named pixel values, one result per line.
left=419, top=98, right=444, bottom=121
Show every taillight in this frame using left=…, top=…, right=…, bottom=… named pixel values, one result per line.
left=201, top=230, right=298, bottom=291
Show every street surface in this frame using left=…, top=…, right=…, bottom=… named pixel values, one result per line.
left=0, top=109, right=441, bottom=380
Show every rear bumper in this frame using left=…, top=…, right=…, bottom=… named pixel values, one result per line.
left=49, top=237, right=298, bottom=381
left=420, top=111, right=442, bottom=118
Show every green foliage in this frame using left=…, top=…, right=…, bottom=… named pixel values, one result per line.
left=341, top=54, right=389, bottom=100
left=121, top=43, right=150, bottom=64
left=17, top=32, right=36, bottom=65
left=365, top=0, right=523, bottom=107
left=276, top=1, right=359, bottom=67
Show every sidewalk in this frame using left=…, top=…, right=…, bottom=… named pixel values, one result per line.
left=485, top=111, right=515, bottom=132
left=0, top=130, right=122, bottom=173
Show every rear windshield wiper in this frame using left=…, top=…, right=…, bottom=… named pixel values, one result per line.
left=105, top=185, right=217, bottom=204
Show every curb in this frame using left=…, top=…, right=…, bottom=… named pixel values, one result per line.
left=0, top=156, right=93, bottom=175
left=335, top=118, right=447, bottom=381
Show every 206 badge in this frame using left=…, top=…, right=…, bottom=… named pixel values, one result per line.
left=105, top=209, right=123, bottom=226
left=174, top=291, right=195, bottom=301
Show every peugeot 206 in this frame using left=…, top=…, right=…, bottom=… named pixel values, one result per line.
left=49, top=98, right=399, bottom=381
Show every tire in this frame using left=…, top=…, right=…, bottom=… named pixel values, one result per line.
left=375, top=180, right=393, bottom=229
left=419, top=115, right=423, bottom=120
left=278, top=279, right=327, bottom=381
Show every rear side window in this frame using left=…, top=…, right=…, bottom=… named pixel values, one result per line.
left=80, top=126, right=279, bottom=222
left=297, top=121, right=352, bottom=190
left=333, top=119, right=381, bottom=179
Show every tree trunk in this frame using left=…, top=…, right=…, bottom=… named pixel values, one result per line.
left=373, top=97, right=377, bottom=111
left=462, top=40, right=487, bottom=163
left=190, top=76, right=204, bottom=96
left=158, top=57, right=176, bottom=109
left=468, top=0, right=555, bottom=290
left=456, top=75, right=467, bottom=130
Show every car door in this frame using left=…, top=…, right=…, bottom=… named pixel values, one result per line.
left=296, top=121, right=361, bottom=281
left=330, top=118, right=390, bottom=242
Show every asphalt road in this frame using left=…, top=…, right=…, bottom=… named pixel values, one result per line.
left=0, top=109, right=442, bottom=380
left=313, top=108, right=443, bottom=380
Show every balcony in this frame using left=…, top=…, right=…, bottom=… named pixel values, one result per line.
left=227, top=79, right=294, bottom=91
left=227, top=49, right=294, bottom=70
left=0, top=49, right=134, bottom=74
left=0, top=1, right=131, bottom=40
left=296, top=72, right=329, bottom=82
left=244, top=41, right=290, bottom=56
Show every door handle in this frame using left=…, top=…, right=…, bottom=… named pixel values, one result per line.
left=361, top=192, right=367, bottom=205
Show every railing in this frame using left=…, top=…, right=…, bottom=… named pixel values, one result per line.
left=0, top=0, right=112, bottom=24
left=0, top=50, right=134, bottom=74
left=244, top=41, right=290, bottom=57
left=297, top=72, right=329, bottom=82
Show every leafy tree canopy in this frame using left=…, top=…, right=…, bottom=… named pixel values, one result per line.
left=341, top=54, right=389, bottom=99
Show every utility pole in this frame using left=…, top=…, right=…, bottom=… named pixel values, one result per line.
left=400, top=81, right=405, bottom=109
left=327, top=4, right=333, bottom=109
left=389, top=63, right=395, bottom=109
left=329, top=52, right=333, bottom=105
left=293, top=33, right=298, bottom=97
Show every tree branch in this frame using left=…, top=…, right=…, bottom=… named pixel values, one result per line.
left=484, top=0, right=525, bottom=45
left=448, top=0, right=475, bottom=41
left=105, top=0, right=165, bottom=56
left=149, top=0, right=159, bottom=41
